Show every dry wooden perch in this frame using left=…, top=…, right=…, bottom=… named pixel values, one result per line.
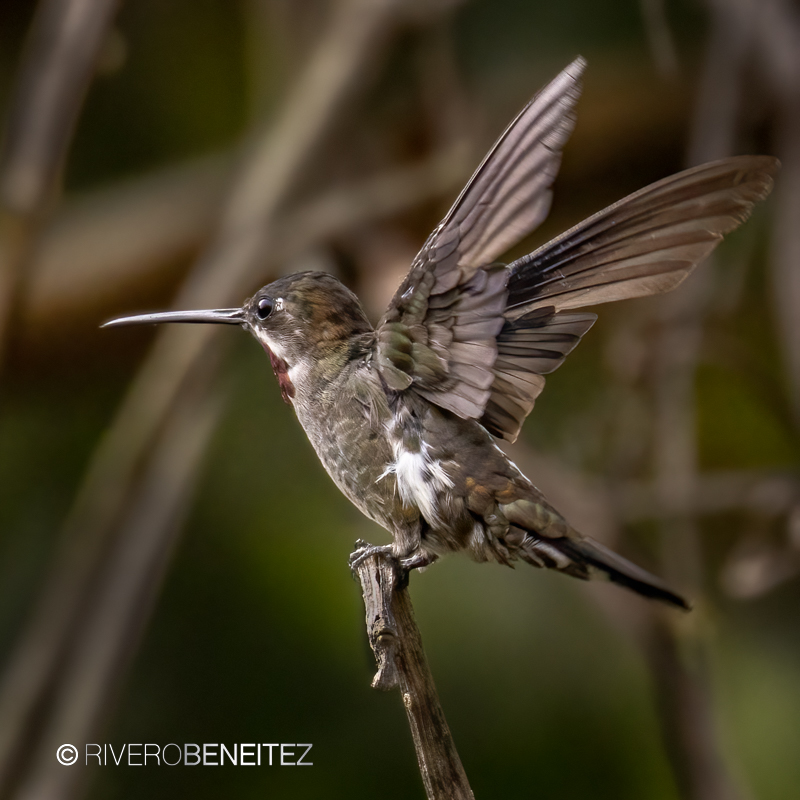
left=352, top=542, right=475, bottom=800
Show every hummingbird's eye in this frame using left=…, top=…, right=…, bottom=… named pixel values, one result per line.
left=256, top=297, right=274, bottom=320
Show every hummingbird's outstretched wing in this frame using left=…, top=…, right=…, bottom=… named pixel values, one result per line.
left=480, top=156, right=779, bottom=440
left=505, top=156, right=779, bottom=312
left=376, top=57, right=778, bottom=441
left=375, top=58, right=585, bottom=414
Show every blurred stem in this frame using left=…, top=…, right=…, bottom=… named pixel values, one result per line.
left=644, top=616, right=740, bottom=800
left=0, top=0, right=121, bottom=372
left=771, top=97, right=800, bottom=422
left=22, top=143, right=473, bottom=330
left=747, top=0, right=800, bottom=422
left=13, top=367, right=225, bottom=800
left=414, top=12, right=472, bottom=149
left=647, top=4, right=753, bottom=800
left=639, top=0, right=679, bottom=80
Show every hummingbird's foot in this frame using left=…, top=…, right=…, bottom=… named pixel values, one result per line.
left=399, top=551, right=438, bottom=572
left=349, top=540, right=439, bottom=576
left=349, top=541, right=396, bottom=572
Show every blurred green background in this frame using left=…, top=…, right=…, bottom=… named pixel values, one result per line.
left=1, top=1, right=798, bottom=799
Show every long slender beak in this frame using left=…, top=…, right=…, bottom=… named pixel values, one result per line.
left=101, top=308, right=246, bottom=329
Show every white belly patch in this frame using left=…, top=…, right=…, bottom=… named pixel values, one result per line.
left=380, top=441, right=453, bottom=527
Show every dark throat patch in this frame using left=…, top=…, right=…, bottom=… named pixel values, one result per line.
left=263, top=345, right=295, bottom=403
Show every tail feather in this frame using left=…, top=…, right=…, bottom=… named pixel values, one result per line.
left=520, top=533, right=691, bottom=610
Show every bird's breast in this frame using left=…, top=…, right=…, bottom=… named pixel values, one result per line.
left=292, top=367, right=405, bottom=530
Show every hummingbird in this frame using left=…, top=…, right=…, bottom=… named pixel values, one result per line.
left=105, top=58, right=778, bottom=610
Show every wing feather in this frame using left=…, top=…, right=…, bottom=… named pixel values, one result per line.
left=375, top=59, right=586, bottom=415
left=480, top=309, right=596, bottom=440
left=374, top=61, right=778, bottom=444
left=506, top=156, right=779, bottom=314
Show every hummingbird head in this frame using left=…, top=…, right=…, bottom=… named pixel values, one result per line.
left=244, top=271, right=372, bottom=362
left=103, top=271, right=373, bottom=403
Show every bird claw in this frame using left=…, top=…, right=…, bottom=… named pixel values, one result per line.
left=349, top=542, right=396, bottom=572
left=348, top=540, right=438, bottom=574
left=399, top=552, right=438, bottom=572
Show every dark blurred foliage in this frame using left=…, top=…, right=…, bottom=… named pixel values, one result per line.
left=1, top=1, right=799, bottom=799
